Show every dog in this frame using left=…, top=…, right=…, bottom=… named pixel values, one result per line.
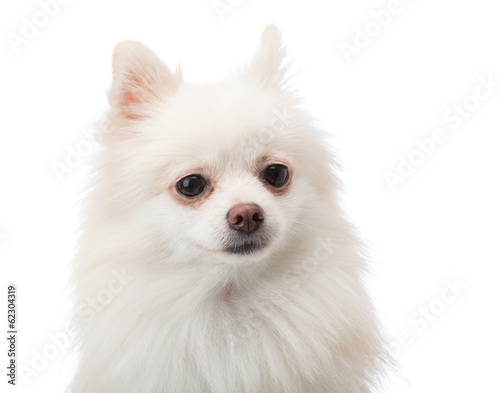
left=70, top=24, right=390, bottom=393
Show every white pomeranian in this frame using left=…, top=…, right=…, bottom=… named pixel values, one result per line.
left=70, top=25, right=390, bottom=393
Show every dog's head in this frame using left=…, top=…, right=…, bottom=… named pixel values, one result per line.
left=99, top=25, right=339, bottom=266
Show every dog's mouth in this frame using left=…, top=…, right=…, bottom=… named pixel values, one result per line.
left=223, top=231, right=270, bottom=255
left=224, top=240, right=266, bottom=255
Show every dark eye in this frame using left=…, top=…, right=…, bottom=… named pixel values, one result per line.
left=263, top=164, right=290, bottom=187
left=176, top=175, right=207, bottom=197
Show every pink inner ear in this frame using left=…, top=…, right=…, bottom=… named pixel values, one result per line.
left=111, top=44, right=182, bottom=121
left=120, top=72, right=147, bottom=119
left=122, top=96, right=142, bottom=119
left=123, top=91, right=138, bottom=107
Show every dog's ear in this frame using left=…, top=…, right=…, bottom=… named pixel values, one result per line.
left=108, top=41, right=182, bottom=120
left=243, top=24, right=289, bottom=91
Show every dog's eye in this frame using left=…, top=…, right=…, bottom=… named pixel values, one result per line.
left=263, top=164, right=290, bottom=187
left=177, top=175, right=207, bottom=197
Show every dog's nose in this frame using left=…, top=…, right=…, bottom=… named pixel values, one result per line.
left=227, top=203, right=264, bottom=233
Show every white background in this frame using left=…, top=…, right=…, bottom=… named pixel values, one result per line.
left=1, top=0, right=499, bottom=392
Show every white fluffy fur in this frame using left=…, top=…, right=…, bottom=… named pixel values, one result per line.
left=70, top=25, right=390, bottom=393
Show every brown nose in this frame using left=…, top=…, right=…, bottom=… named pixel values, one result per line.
left=227, top=203, right=264, bottom=233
